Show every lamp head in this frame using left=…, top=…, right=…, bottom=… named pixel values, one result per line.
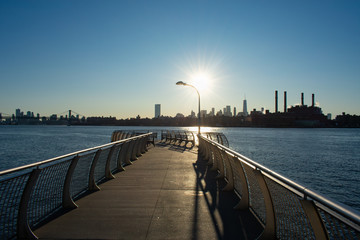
left=176, top=81, right=186, bottom=86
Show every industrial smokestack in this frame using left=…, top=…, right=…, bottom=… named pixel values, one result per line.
left=312, top=94, right=315, bottom=107
left=284, top=91, right=287, bottom=112
left=301, top=93, right=304, bottom=106
left=275, top=90, right=278, bottom=113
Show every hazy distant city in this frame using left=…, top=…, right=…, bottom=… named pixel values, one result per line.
left=1, top=91, right=359, bottom=128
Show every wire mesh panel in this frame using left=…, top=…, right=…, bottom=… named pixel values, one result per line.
left=264, top=176, right=315, bottom=239
left=319, top=208, right=360, bottom=239
left=70, top=152, right=96, bottom=199
left=27, top=160, right=71, bottom=228
left=0, top=173, right=30, bottom=239
left=94, top=147, right=111, bottom=183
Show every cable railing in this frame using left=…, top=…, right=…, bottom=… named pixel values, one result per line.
left=198, top=135, right=360, bottom=239
left=0, top=133, right=151, bottom=240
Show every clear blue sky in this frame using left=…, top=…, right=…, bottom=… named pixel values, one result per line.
left=1, top=1, right=359, bottom=119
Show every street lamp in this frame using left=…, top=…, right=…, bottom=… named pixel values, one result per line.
left=176, top=81, right=201, bottom=135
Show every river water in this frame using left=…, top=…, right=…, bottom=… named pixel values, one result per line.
left=0, top=125, right=359, bottom=212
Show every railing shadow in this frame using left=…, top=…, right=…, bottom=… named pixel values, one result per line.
left=156, top=141, right=195, bottom=153
left=192, top=152, right=263, bottom=240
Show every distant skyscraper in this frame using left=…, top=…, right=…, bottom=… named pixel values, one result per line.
left=243, top=99, right=248, bottom=116
left=16, top=108, right=21, bottom=118
left=226, top=105, right=231, bottom=117
left=155, top=104, right=161, bottom=118
left=234, top=107, right=237, bottom=117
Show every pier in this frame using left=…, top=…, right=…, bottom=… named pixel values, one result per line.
left=1, top=131, right=359, bottom=239
left=34, top=144, right=261, bottom=239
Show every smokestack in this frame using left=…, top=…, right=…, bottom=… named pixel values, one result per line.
left=312, top=94, right=315, bottom=107
left=275, top=90, right=278, bottom=113
left=301, top=92, right=304, bottom=106
left=284, top=91, right=287, bottom=112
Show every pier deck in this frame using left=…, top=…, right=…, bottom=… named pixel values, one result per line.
left=34, top=144, right=261, bottom=239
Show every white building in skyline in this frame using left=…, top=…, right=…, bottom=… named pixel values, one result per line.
left=154, top=104, right=161, bottom=118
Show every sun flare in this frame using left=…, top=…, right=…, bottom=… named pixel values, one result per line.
left=189, top=71, right=212, bottom=93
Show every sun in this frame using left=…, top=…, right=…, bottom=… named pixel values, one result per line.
left=189, top=71, right=212, bottom=93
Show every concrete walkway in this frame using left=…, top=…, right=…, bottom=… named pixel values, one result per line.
left=35, top=144, right=262, bottom=239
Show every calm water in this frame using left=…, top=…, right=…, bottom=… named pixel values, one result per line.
left=0, top=125, right=359, bottom=212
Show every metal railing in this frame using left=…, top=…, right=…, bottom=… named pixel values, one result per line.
left=198, top=135, right=360, bottom=239
left=0, top=133, right=151, bottom=240
left=160, top=130, right=196, bottom=147
left=111, top=130, right=157, bottom=146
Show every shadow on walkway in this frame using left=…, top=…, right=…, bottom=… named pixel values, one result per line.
left=192, top=152, right=263, bottom=240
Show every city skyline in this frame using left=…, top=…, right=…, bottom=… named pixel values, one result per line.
left=1, top=1, right=359, bottom=118
left=0, top=91, right=336, bottom=120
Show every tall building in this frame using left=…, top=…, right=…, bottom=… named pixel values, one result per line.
left=155, top=104, right=161, bottom=118
left=233, top=107, right=237, bottom=117
left=243, top=99, right=248, bottom=116
left=226, top=105, right=231, bottom=117
left=16, top=108, right=21, bottom=118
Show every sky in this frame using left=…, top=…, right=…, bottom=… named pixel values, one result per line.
left=1, top=1, right=359, bottom=119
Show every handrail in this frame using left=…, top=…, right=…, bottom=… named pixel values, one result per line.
left=0, top=132, right=152, bottom=239
left=199, top=135, right=360, bottom=225
left=198, top=133, right=360, bottom=239
left=0, top=134, right=148, bottom=176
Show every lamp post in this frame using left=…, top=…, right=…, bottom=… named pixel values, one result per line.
left=176, top=81, right=201, bottom=135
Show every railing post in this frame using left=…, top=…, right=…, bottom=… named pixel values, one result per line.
left=63, top=156, right=79, bottom=209
left=89, top=149, right=101, bottom=191
left=119, top=141, right=132, bottom=167
left=210, top=145, right=219, bottom=171
left=253, top=169, right=276, bottom=240
left=130, top=139, right=138, bottom=161
left=124, top=141, right=133, bottom=165
left=17, top=168, right=41, bottom=240
left=105, top=145, right=116, bottom=180
left=116, top=143, right=126, bottom=171
left=222, top=152, right=234, bottom=191
left=203, top=141, right=211, bottom=161
left=141, top=136, right=147, bottom=153
left=214, top=148, right=225, bottom=178
left=233, top=159, right=250, bottom=210
left=300, top=199, right=329, bottom=239
left=135, top=138, right=142, bottom=157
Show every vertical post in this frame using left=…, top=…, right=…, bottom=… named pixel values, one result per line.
left=89, top=150, right=101, bottom=191
left=117, top=142, right=128, bottom=170
left=17, top=168, right=41, bottom=239
left=63, top=156, right=79, bottom=209
left=233, top=159, right=250, bottom=210
left=130, top=139, right=138, bottom=161
left=105, top=145, right=116, bottom=180
left=300, top=199, right=329, bottom=239
left=253, top=169, right=276, bottom=239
